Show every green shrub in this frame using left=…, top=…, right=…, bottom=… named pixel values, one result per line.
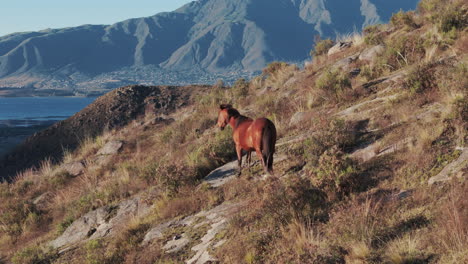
left=255, top=176, right=327, bottom=225
left=0, top=201, right=39, bottom=236
left=438, top=5, right=467, bottom=33
left=360, top=65, right=384, bottom=81
left=311, top=39, right=334, bottom=56
left=383, top=35, right=425, bottom=70
left=48, top=170, right=73, bottom=188
left=85, top=239, right=105, bottom=264
left=390, top=10, right=418, bottom=30
left=232, top=78, right=250, bottom=98
left=363, top=25, right=384, bottom=45
left=314, top=69, right=352, bottom=103
left=403, top=63, right=437, bottom=95
left=299, top=119, right=356, bottom=167
left=262, top=61, right=289, bottom=76
left=311, top=146, right=359, bottom=199
left=187, top=129, right=236, bottom=178
left=12, top=245, right=57, bottom=264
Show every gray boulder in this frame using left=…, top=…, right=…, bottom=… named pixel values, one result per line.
left=97, top=140, right=123, bottom=155
left=429, top=148, right=467, bottom=185
left=61, top=161, right=85, bottom=177
left=359, top=45, right=385, bottom=63
left=328, top=42, right=353, bottom=56
left=50, top=196, right=151, bottom=250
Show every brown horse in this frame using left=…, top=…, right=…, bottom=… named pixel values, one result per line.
left=217, top=104, right=277, bottom=175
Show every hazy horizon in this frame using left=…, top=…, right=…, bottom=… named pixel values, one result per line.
left=0, top=0, right=193, bottom=37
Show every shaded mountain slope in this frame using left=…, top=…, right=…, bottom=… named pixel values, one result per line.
left=0, top=84, right=210, bottom=180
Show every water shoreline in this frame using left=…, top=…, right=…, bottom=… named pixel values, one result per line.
left=0, top=120, right=57, bottom=157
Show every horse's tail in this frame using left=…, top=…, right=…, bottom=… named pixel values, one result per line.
left=262, top=119, right=277, bottom=174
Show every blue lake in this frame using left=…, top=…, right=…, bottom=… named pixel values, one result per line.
left=0, top=97, right=96, bottom=155
left=0, top=97, right=96, bottom=127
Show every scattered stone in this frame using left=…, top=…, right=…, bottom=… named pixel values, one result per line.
left=61, top=161, right=85, bottom=177
left=289, top=111, right=312, bottom=127
left=429, top=148, right=468, bottom=185
left=359, top=45, right=385, bottom=63
left=97, top=140, right=123, bottom=155
left=328, top=41, right=353, bottom=56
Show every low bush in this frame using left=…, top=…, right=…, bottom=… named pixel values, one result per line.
left=311, top=39, right=334, bottom=57
left=363, top=25, right=384, bottom=45
left=310, top=146, right=360, bottom=199
left=403, top=62, right=438, bottom=95
left=390, top=10, right=419, bottom=30
left=232, top=78, right=250, bottom=98
left=382, top=34, right=426, bottom=70
left=12, top=245, right=57, bottom=264
left=313, top=69, right=352, bottom=104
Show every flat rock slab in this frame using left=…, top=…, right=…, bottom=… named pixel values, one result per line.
left=429, top=148, right=467, bottom=185
left=97, top=140, right=123, bottom=155
left=204, top=160, right=239, bottom=187
left=50, top=195, right=151, bottom=251
left=203, top=154, right=288, bottom=187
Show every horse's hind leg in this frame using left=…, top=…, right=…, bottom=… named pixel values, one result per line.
left=256, top=149, right=267, bottom=173
left=236, top=145, right=243, bottom=176
left=267, top=152, right=274, bottom=175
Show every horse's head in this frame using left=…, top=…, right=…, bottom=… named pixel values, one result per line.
left=217, top=104, right=233, bottom=130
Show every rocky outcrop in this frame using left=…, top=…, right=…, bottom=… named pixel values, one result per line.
left=428, top=148, right=467, bottom=185
left=359, top=44, right=385, bottom=63
left=50, top=195, right=152, bottom=251
left=142, top=202, right=242, bottom=264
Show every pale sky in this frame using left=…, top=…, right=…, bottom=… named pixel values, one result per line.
left=0, top=0, right=193, bottom=37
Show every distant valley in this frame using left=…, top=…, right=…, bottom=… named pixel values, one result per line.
left=0, top=0, right=419, bottom=96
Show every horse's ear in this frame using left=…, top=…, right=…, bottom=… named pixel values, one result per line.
left=219, top=104, right=232, bottom=110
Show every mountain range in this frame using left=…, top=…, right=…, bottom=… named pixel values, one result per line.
left=0, top=0, right=419, bottom=96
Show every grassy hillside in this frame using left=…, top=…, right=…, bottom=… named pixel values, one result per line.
left=0, top=0, right=466, bottom=263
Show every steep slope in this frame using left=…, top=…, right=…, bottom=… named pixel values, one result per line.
left=0, top=0, right=466, bottom=263
left=0, top=0, right=419, bottom=95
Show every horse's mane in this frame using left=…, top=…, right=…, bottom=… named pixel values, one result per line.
left=234, top=115, right=250, bottom=128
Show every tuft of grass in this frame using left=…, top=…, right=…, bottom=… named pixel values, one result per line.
left=311, top=39, right=334, bottom=57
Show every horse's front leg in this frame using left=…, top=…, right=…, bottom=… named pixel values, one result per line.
left=246, top=151, right=252, bottom=169
left=236, top=145, right=243, bottom=176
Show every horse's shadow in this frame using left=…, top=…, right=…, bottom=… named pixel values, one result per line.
left=204, top=160, right=239, bottom=187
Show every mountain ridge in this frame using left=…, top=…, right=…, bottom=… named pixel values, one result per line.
left=0, top=0, right=419, bottom=96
